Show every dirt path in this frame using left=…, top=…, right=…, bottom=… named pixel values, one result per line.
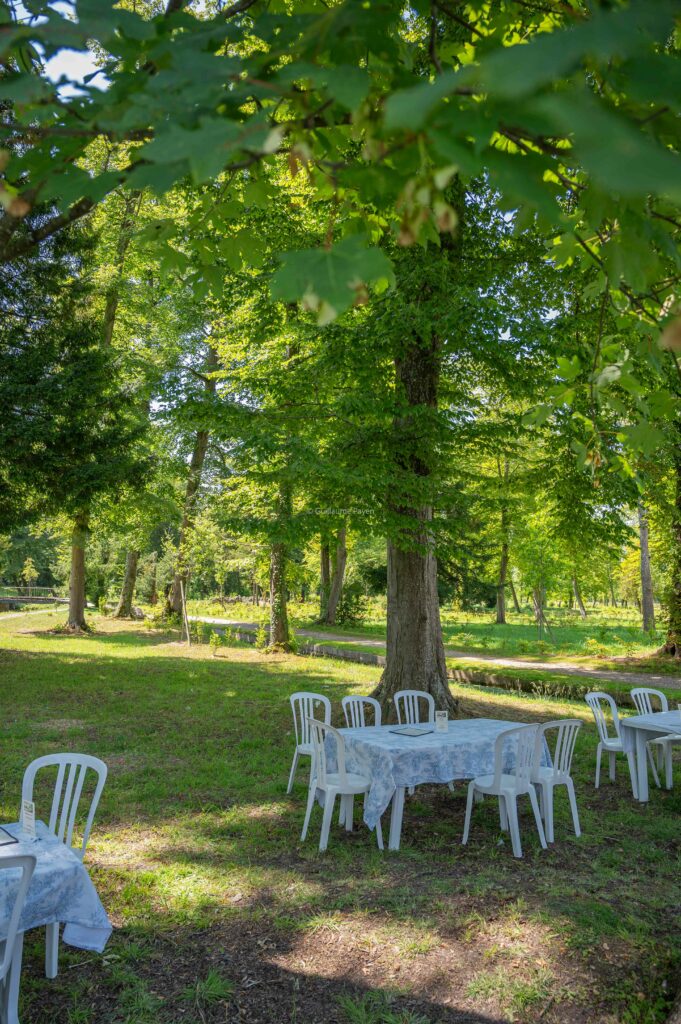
left=190, top=616, right=681, bottom=689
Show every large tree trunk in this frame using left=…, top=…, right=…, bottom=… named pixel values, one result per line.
left=372, top=330, right=457, bottom=718
left=509, top=577, right=521, bottom=614
left=269, top=483, right=292, bottom=649
left=324, top=526, right=347, bottom=625
left=663, top=437, right=681, bottom=656
left=638, top=502, right=655, bottom=633
left=114, top=549, right=140, bottom=618
left=319, top=541, right=330, bottom=620
left=66, top=511, right=89, bottom=631
left=572, top=575, right=587, bottom=619
left=167, top=345, right=218, bottom=615
left=374, top=526, right=454, bottom=719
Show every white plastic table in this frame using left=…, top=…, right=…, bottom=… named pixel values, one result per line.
left=333, top=718, right=544, bottom=850
left=0, top=821, right=112, bottom=1024
left=620, top=710, right=681, bottom=803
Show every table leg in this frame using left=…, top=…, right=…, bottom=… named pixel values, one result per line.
left=388, top=787, right=405, bottom=851
left=6, top=930, right=24, bottom=1024
left=636, top=731, right=649, bottom=803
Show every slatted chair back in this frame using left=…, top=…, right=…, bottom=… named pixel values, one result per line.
left=631, top=687, right=668, bottom=716
left=535, top=720, right=581, bottom=779
left=290, top=692, right=331, bottom=749
left=22, top=754, right=107, bottom=859
left=585, top=692, right=620, bottom=745
left=0, top=854, right=36, bottom=982
left=307, top=718, right=347, bottom=790
left=342, top=696, right=381, bottom=729
left=394, top=690, right=435, bottom=726
left=492, top=725, right=539, bottom=793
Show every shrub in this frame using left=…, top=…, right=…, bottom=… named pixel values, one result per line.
left=255, top=623, right=268, bottom=650
left=336, top=583, right=368, bottom=626
left=209, top=630, right=222, bottom=656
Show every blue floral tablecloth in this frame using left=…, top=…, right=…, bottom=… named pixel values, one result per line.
left=0, top=821, right=112, bottom=952
left=326, top=719, right=545, bottom=829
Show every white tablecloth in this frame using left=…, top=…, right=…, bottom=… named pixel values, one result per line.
left=620, top=710, right=681, bottom=755
left=0, top=821, right=112, bottom=952
left=327, top=719, right=546, bottom=829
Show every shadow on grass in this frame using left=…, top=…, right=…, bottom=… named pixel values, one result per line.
left=2, top=631, right=680, bottom=1023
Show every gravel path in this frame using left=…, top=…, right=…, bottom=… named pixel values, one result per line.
left=190, top=616, right=681, bottom=689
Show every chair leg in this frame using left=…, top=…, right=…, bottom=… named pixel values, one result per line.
left=287, top=749, right=300, bottom=794
left=505, top=795, right=522, bottom=858
left=462, top=782, right=476, bottom=845
left=566, top=779, right=581, bottom=838
left=499, top=794, right=508, bottom=831
left=665, top=744, right=673, bottom=790
left=447, top=781, right=455, bottom=793
left=375, top=817, right=384, bottom=851
left=626, top=750, right=639, bottom=800
left=45, top=922, right=59, bottom=979
left=300, top=781, right=317, bottom=842
left=338, top=798, right=345, bottom=826
left=344, top=795, right=354, bottom=832
left=647, top=745, right=661, bottom=788
left=5, top=930, right=23, bottom=1024
left=319, top=792, right=335, bottom=851
left=408, top=786, right=415, bottom=796
left=608, top=750, right=616, bottom=783
left=528, top=788, right=547, bottom=850
left=595, top=743, right=602, bottom=789
left=540, top=782, right=553, bottom=843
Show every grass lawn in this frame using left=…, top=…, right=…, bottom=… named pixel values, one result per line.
left=187, top=599, right=666, bottom=665
left=1, top=611, right=680, bottom=1024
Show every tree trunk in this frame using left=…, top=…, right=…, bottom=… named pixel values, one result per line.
left=572, top=575, right=587, bottom=619
left=324, top=526, right=347, bottom=625
left=149, top=553, right=158, bottom=606
left=167, top=345, right=218, bottom=615
left=509, top=577, right=521, bottom=614
left=662, top=432, right=681, bottom=656
left=114, top=549, right=140, bottom=618
left=371, top=330, right=457, bottom=718
left=319, top=541, right=330, bottom=620
left=66, top=511, right=89, bottom=630
left=609, top=577, right=617, bottom=607
left=102, top=191, right=141, bottom=348
left=373, top=527, right=454, bottom=718
left=638, top=502, right=655, bottom=633
left=269, top=482, right=292, bottom=649
left=532, top=587, right=553, bottom=637
left=496, top=538, right=509, bottom=625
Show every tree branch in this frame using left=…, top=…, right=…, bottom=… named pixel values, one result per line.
left=0, top=197, right=94, bottom=264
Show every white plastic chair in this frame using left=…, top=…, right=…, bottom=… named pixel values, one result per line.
left=394, top=690, right=435, bottom=726
left=462, top=724, right=547, bottom=859
left=631, top=687, right=680, bottom=790
left=585, top=691, right=639, bottom=796
left=0, top=854, right=36, bottom=1024
left=22, top=753, right=107, bottom=979
left=342, top=695, right=381, bottom=729
left=393, top=689, right=454, bottom=794
left=301, top=718, right=383, bottom=852
left=287, top=692, right=331, bottom=794
left=531, top=720, right=582, bottom=843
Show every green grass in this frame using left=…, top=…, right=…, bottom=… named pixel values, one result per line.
left=186, top=597, right=667, bottom=664
left=2, top=611, right=680, bottom=1023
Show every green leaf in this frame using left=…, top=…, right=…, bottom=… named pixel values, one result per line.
left=271, top=236, right=395, bottom=322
